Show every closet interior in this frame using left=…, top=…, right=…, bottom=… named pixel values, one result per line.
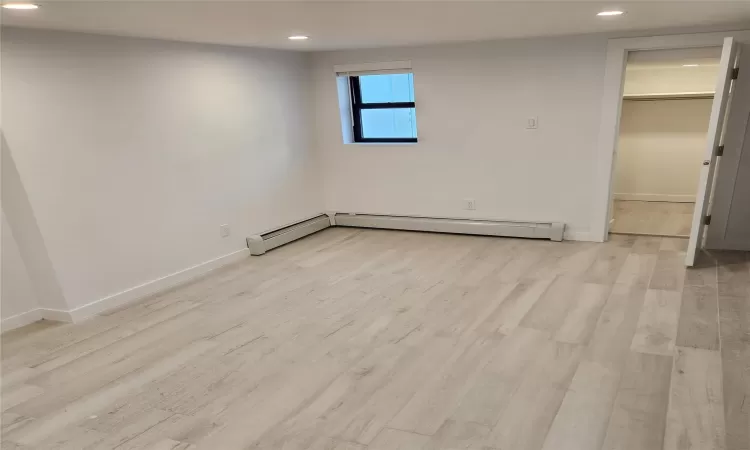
left=610, top=47, right=722, bottom=237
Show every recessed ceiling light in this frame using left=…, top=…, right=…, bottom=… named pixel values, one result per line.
left=2, top=3, right=38, bottom=9
left=597, top=10, right=624, bottom=16
left=682, top=64, right=700, bottom=67
left=288, top=35, right=309, bottom=41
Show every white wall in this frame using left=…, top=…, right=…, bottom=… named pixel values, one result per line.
left=613, top=99, right=712, bottom=202
left=721, top=119, right=750, bottom=244
left=707, top=44, right=750, bottom=250
left=1, top=213, right=40, bottom=321
left=1, top=28, right=323, bottom=311
left=312, top=35, right=608, bottom=239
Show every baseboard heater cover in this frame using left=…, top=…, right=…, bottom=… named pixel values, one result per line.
left=247, top=214, right=332, bottom=255
left=333, top=213, right=565, bottom=241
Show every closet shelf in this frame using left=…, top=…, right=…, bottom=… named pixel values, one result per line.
left=623, top=92, right=714, bottom=101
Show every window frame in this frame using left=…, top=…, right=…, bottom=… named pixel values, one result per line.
left=349, top=75, right=418, bottom=143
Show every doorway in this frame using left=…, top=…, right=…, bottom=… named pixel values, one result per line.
left=594, top=32, right=747, bottom=266
left=609, top=47, right=721, bottom=238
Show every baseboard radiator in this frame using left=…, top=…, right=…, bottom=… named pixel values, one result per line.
left=333, top=213, right=565, bottom=241
left=247, top=214, right=332, bottom=255
left=247, top=213, right=565, bottom=256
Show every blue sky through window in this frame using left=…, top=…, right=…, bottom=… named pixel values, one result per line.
left=361, top=108, right=417, bottom=139
left=359, top=73, right=415, bottom=103
left=358, top=73, right=417, bottom=139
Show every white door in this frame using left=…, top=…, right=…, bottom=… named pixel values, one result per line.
left=706, top=45, right=750, bottom=251
left=686, top=37, right=739, bottom=266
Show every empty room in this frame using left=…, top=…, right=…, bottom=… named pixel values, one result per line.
left=1, top=2, right=749, bottom=450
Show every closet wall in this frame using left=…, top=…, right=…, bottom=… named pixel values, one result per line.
left=614, top=98, right=712, bottom=202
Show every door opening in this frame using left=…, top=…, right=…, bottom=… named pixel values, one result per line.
left=596, top=34, right=742, bottom=266
left=609, top=47, right=722, bottom=238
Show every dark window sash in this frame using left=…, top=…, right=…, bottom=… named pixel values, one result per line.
left=356, top=137, right=418, bottom=143
left=350, top=76, right=364, bottom=141
left=357, top=102, right=415, bottom=109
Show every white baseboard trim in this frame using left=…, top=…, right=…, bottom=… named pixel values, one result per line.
left=1, top=309, right=44, bottom=332
left=40, top=308, right=74, bottom=323
left=614, top=193, right=695, bottom=203
left=1, top=248, right=252, bottom=332
left=706, top=240, right=750, bottom=251
left=66, top=248, right=250, bottom=323
left=564, top=229, right=596, bottom=242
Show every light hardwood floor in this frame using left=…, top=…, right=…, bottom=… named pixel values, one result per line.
left=1, top=228, right=748, bottom=450
left=611, top=200, right=694, bottom=237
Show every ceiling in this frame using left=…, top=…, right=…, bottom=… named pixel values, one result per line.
left=3, top=1, right=750, bottom=51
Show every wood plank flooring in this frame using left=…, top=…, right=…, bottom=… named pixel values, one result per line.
left=1, top=229, right=748, bottom=450
left=611, top=200, right=694, bottom=237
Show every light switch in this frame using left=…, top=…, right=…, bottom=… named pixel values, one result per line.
left=527, top=117, right=538, bottom=129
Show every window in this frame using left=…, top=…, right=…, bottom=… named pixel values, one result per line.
left=349, top=73, right=418, bottom=143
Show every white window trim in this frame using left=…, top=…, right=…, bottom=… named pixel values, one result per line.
left=334, top=60, right=412, bottom=76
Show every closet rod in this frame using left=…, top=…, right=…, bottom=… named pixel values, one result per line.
left=623, top=92, right=714, bottom=101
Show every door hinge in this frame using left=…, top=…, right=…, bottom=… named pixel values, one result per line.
left=704, top=215, right=712, bottom=225
left=717, top=145, right=724, bottom=157
left=732, top=67, right=739, bottom=79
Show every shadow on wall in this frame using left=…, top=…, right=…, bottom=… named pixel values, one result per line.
left=2, top=134, right=69, bottom=312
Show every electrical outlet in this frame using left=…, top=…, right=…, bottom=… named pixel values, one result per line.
left=464, top=199, right=476, bottom=210
left=219, top=224, right=230, bottom=238
left=526, top=117, right=538, bottom=129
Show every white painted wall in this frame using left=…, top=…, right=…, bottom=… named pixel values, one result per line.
left=312, top=35, right=608, bottom=240
left=2, top=131, right=70, bottom=317
left=613, top=99, right=712, bottom=202
left=707, top=45, right=750, bottom=250
left=720, top=118, right=750, bottom=245
left=1, top=213, right=40, bottom=321
left=1, top=28, right=323, bottom=311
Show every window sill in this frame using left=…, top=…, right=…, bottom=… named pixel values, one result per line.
left=345, top=141, right=419, bottom=146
